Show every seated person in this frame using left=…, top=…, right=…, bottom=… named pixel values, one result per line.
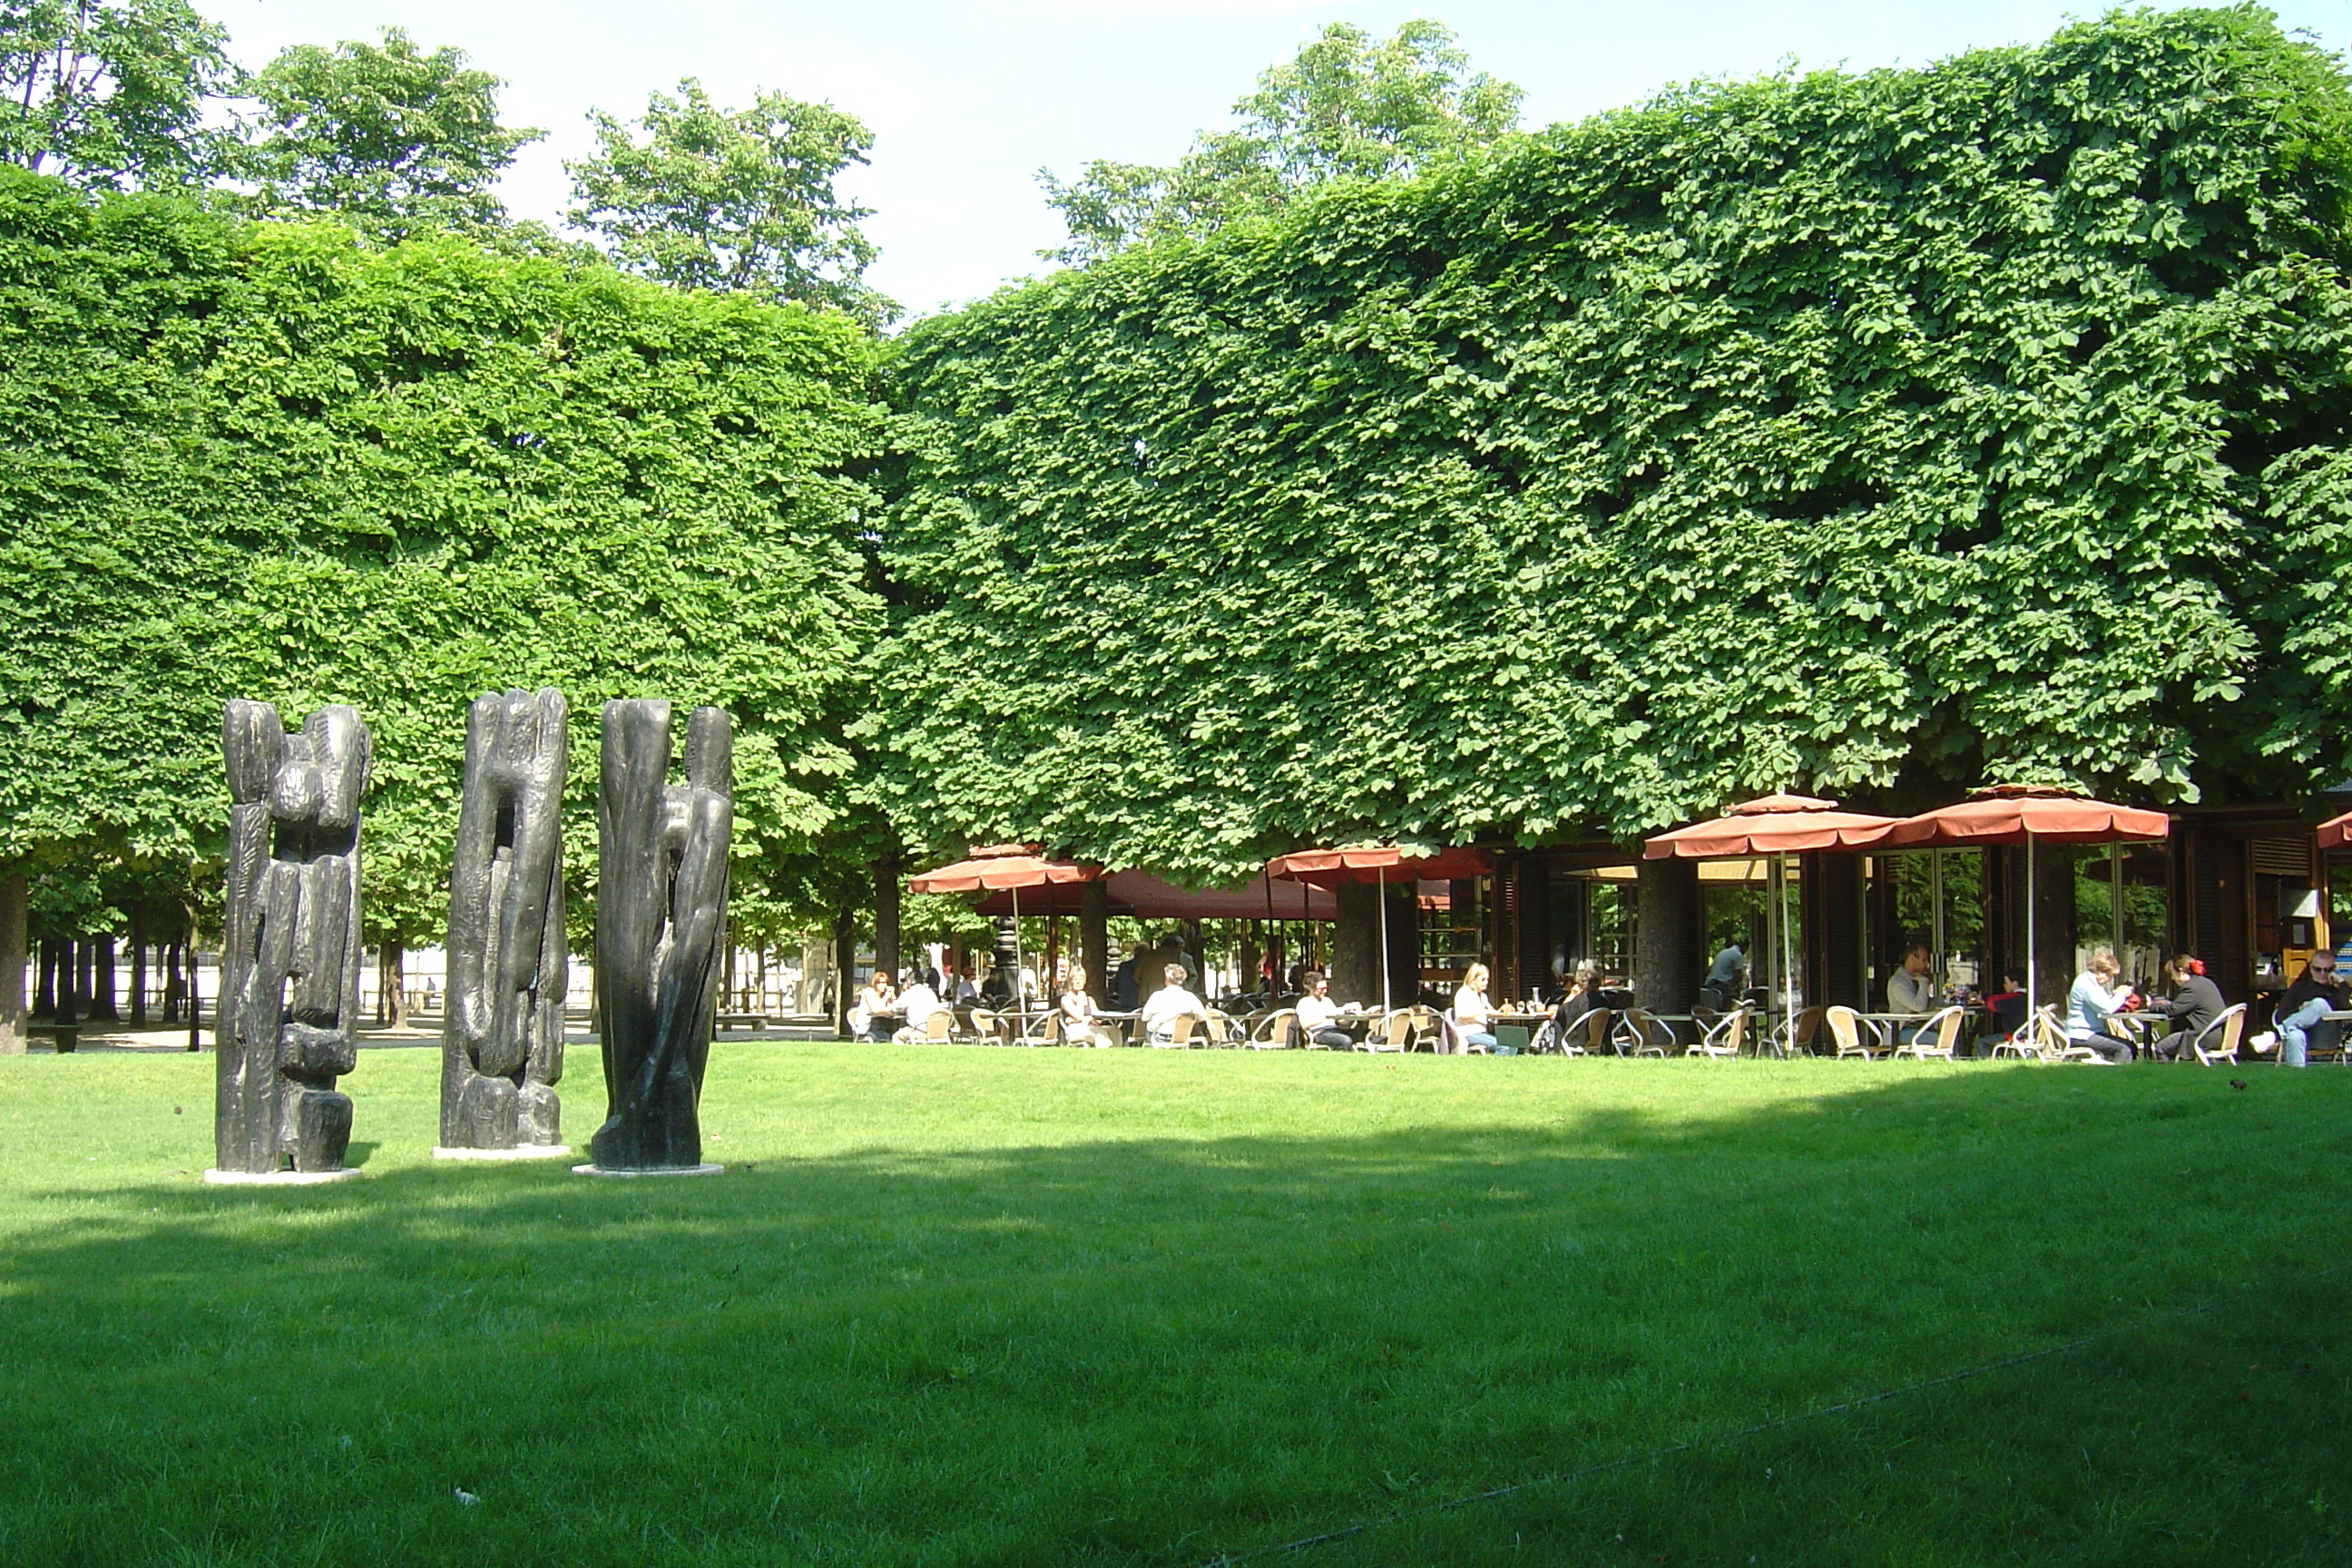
left=2273, top=952, right=2346, bottom=1068
left=1886, top=941, right=1937, bottom=1043
left=946, top=964, right=979, bottom=1005
left=1138, top=963, right=1209, bottom=1045
left=1056, top=964, right=1116, bottom=1047
left=2140, top=952, right=2224, bottom=1060
left=2063, top=947, right=2133, bottom=1063
left=891, top=975, right=945, bottom=1043
left=1452, top=961, right=1502, bottom=1054
left=1699, top=942, right=1746, bottom=1011
left=1551, top=964, right=1602, bottom=1034
left=848, top=972, right=894, bottom=1042
left=1294, top=970, right=1353, bottom=1049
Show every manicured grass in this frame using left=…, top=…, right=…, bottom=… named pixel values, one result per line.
left=0, top=1042, right=2346, bottom=1566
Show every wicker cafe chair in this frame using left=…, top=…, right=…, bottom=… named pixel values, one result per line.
left=1246, top=1009, right=1301, bottom=1049
left=1893, top=1004, right=1966, bottom=1062
left=1613, top=1008, right=1675, bottom=1057
left=1687, top=1004, right=1753, bottom=1058
left=923, top=1009, right=955, bottom=1043
left=1828, top=1005, right=1888, bottom=1061
left=1780, top=1004, right=1827, bottom=1057
left=965, top=1007, right=1009, bottom=1045
left=2185, top=1003, right=2249, bottom=1067
left=1357, top=1010, right=1415, bottom=1053
left=2018, top=1005, right=2105, bottom=1063
left=1579, top=1009, right=1616, bottom=1055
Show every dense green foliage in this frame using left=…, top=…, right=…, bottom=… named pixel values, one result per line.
left=231, top=26, right=542, bottom=240
left=0, top=168, right=890, bottom=941
left=0, top=0, right=232, bottom=187
left=1038, top=18, right=1521, bottom=266
left=882, top=7, right=2352, bottom=878
left=568, top=77, right=891, bottom=328
left=1, top=1045, right=2346, bottom=1563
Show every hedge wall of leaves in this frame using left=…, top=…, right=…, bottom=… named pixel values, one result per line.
left=877, top=6, right=2352, bottom=879
left=0, top=169, right=890, bottom=941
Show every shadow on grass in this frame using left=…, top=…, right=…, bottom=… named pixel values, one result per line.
left=0, top=1061, right=2346, bottom=1567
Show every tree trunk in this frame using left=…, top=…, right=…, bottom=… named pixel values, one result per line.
left=1081, top=879, right=1110, bottom=1004
left=1331, top=882, right=1377, bottom=1007
left=90, top=934, right=118, bottom=1021
left=34, top=936, right=56, bottom=1019
left=873, top=850, right=900, bottom=987
left=832, top=907, right=857, bottom=1037
left=185, top=941, right=201, bottom=1051
left=55, top=936, right=78, bottom=1025
left=1634, top=856, right=1700, bottom=1016
left=0, top=873, right=25, bottom=1054
left=128, top=905, right=148, bottom=1026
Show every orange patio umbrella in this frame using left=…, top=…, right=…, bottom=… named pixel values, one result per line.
left=908, top=845, right=1103, bottom=1014
left=2317, top=809, right=2352, bottom=850
left=1882, top=786, right=2167, bottom=1024
left=1267, top=844, right=1496, bottom=1008
left=1643, top=795, right=1901, bottom=1034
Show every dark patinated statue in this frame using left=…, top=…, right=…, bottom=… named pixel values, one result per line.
left=213, top=701, right=371, bottom=1180
left=585, top=701, right=731, bottom=1173
left=439, top=689, right=570, bottom=1156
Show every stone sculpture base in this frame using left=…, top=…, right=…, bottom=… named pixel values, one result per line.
left=202, top=1167, right=365, bottom=1187
left=434, top=1144, right=572, bottom=1161
left=572, top=1162, right=723, bottom=1179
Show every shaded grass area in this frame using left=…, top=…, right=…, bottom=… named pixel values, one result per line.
left=0, top=1044, right=2346, bottom=1565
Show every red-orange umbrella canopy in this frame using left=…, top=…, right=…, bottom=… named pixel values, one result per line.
left=1881, top=785, right=2168, bottom=848
left=2318, top=809, right=2352, bottom=850
left=906, top=843, right=1103, bottom=894
left=1642, top=794, right=1900, bottom=859
left=1265, top=844, right=1495, bottom=887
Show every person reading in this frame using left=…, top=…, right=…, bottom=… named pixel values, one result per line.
left=1139, top=963, right=1209, bottom=1045
left=1295, top=970, right=1353, bottom=1049
left=2064, top=947, right=2133, bottom=1063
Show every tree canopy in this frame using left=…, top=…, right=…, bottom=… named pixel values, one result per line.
left=0, top=0, right=233, bottom=187
left=1037, top=18, right=1522, bottom=265
left=879, top=5, right=2352, bottom=879
left=567, top=77, right=891, bottom=328
left=231, top=26, right=541, bottom=240
left=0, top=167, right=893, bottom=946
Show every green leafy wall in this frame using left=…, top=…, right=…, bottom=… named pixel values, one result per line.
left=877, top=6, right=2352, bottom=879
left=0, top=169, right=889, bottom=940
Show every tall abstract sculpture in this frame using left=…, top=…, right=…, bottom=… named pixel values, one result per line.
left=583, top=701, right=731, bottom=1174
left=211, top=702, right=371, bottom=1183
left=438, top=690, right=570, bottom=1158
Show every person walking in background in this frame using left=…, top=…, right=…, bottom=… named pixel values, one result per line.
left=2271, top=951, right=2346, bottom=1067
left=1112, top=942, right=1144, bottom=1011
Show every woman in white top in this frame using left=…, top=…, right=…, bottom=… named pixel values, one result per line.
left=2064, top=946, right=2133, bottom=1063
left=1453, top=962, right=1501, bottom=1054
left=1139, top=963, right=1209, bottom=1045
left=1295, top=970, right=1352, bottom=1049
left=849, top=972, right=893, bottom=1042
left=1057, top=964, right=1115, bottom=1047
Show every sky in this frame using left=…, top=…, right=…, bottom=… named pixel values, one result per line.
left=208, top=1, right=2352, bottom=320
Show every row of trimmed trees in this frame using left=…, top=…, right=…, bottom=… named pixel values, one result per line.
left=10, top=7, right=2352, bottom=1044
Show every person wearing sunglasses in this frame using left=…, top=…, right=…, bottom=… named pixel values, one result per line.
left=2273, top=952, right=2347, bottom=1068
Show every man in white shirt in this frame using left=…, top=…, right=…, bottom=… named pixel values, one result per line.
left=1887, top=943, right=1936, bottom=1015
left=1294, top=970, right=1353, bottom=1048
left=1139, top=963, right=1209, bottom=1045
left=892, top=976, right=944, bottom=1042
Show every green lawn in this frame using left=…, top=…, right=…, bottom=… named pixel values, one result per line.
left=0, top=1042, right=2345, bottom=1566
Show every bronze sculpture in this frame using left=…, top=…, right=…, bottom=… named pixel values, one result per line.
left=438, top=690, right=570, bottom=1157
left=211, top=701, right=371, bottom=1181
left=583, top=701, right=730, bottom=1174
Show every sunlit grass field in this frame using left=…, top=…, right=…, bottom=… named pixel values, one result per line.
left=1, top=1041, right=2346, bottom=1566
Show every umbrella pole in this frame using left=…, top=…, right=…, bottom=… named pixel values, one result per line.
left=1780, top=853, right=1796, bottom=1050
left=2025, top=834, right=2037, bottom=1026
left=2110, top=842, right=2123, bottom=975
left=1012, top=884, right=1023, bottom=1024
left=1377, top=866, right=1390, bottom=1011
left=1931, top=848, right=1945, bottom=995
